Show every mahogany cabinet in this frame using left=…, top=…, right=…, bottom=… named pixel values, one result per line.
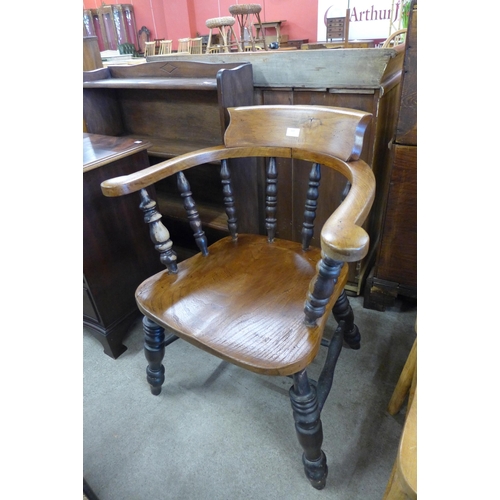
left=364, top=0, right=417, bottom=310
left=83, top=134, right=164, bottom=358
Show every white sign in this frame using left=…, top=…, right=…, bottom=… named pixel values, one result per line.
left=317, top=0, right=404, bottom=41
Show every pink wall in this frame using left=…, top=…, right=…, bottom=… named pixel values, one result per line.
left=83, top=0, right=319, bottom=50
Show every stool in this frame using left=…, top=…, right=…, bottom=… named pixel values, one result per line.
left=158, top=40, right=172, bottom=55
left=229, top=4, right=267, bottom=51
left=205, top=16, right=242, bottom=53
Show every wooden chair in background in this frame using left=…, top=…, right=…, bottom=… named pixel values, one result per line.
left=190, top=37, right=203, bottom=54
left=382, top=29, right=408, bottom=48
left=177, top=38, right=191, bottom=54
left=101, top=105, right=375, bottom=490
left=144, top=41, right=156, bottom=57
left=158, top=40, right=172, bottom=55
left=205, top=16, right=241, bottom=53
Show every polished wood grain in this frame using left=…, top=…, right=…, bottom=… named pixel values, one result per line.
left=224, top=105, right=372, bottom=161
left=136, top=234, right=347, bottom=376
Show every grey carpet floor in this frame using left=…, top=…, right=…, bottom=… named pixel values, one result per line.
left=83, top=295, right=417, bottom=500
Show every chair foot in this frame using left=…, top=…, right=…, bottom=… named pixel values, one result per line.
left=143, top=316, right=165, bottom=395
left=303, top=452, right=328, bottom=490
left=289, top=370, right=328, bottom=489
left=332, top=290, right=361, bottom=349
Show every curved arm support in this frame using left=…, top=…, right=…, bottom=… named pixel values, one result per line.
left=292, top=150, right=376, bottom=263
left=100, top=144, right=374, bottom=263
left=101, top=145, right=291, bottom=197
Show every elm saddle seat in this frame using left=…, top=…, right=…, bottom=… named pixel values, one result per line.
left=101, top=105, right=375, bottom=490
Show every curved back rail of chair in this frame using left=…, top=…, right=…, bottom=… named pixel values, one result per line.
left=100, top=105, right=375, bottom=490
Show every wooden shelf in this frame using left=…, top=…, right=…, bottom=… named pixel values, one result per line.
left=156, top=195, right=229, bottom=232
left=83, top=77, right=219, bottom=90
left=83, top=59, right=257, bottom=266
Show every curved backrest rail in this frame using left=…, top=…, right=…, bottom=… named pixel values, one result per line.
left=224, top=106, right=372, bottom=161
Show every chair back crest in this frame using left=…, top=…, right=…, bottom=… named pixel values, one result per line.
left=224, top=105, right=372, bottom=161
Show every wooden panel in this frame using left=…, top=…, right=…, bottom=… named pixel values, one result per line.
left=376, top=145, right=417, bottom=287
left=153, top=48, right=401, bottom=88
left=83, top=148, right=163, bottom=328
left=118, top=88, right=222, bottom=150
left=83, top=36, right=103, bottom=71
left=395, top=4, right=417, bottom=145
left=83, top=88, right=124, bottom=137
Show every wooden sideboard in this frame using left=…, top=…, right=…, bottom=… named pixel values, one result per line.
left=149, top=48, right=404, bottom=294
left=83, top=134, right=164, bottom=358
left=364, top=0, right=417, bottom=310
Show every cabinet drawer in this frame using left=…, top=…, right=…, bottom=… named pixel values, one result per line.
left=327, top=28, right=344, bottom=38
left=327, top=17, right=345, bottom=27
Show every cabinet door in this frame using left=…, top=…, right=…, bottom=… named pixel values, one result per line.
left=376, top=145, right=417, bottom=288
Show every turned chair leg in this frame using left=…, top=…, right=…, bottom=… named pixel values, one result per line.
left=289, top=369, right=328, bottom=490
left=332, top=290, right=361, bottom=349
left=143, top=316, right=166, bottom=395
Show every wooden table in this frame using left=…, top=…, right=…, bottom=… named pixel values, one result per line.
left=254, top=20, right=286, bottom=43
left=83, top=133, right=163, bottom=358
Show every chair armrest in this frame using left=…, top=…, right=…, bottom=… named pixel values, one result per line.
left=101, top=146, right=229, bottom=197
left=320, top=159, right=375, bottom=262
left=101, top=145, right=375, bottom=263
left=101, top=145, right=292, bottom=197
left=291, top=148, right=375, bottom=262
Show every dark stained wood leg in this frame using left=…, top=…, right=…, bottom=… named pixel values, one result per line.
left=289, top=370, right=328, bottom=490
left=304, top=258, right=343, bottom=326
left=332, top=290, right=361, bottom=349
left=143, top=316, right=165, bottom=396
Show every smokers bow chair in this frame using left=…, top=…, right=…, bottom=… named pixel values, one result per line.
left=101, top=105, right=375, bottom=489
